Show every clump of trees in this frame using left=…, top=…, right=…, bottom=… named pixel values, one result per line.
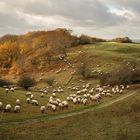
left=78, top=34, right=106, bottom=45
left=100, top=65, right=140, bottom=86
left=17, top=75, right=36, bottom=90
left=0, top=78, right=12, bottom=87
left=111, top=37, right=132, bottom=43
left=77, top=62, right=91, bottom=79
left=44, top=77, right=55, bottom=86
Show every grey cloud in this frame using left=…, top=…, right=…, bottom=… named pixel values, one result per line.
left=1, top=0, right=126, bottom=25
left=0, top=0, right=139, bottom=38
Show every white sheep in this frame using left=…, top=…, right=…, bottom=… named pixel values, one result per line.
left=40, top=106, right=46, bottom=114
left=83, top=98, right=88, bottom=105
left=26, top=98, right=31, bottom=103
left=58, top=103, right=63, bottom=109
left=62, top=101, right=68, bottom=108
left=89, top=88, right=94, bottom=94
left=4, top=104, right=12, bottom=112
left=0, top=102, right=3, bottom=110
left=16, top=99, right=20, bottom=105
left=119, top=89, right=123, bottom=94
left=10, top=87, right=15, bottom=92
left=5, top=88, right=9, bottom=93
left=41, top=93, right=44, bottom=98
left=31, top=100, right=39, bottom=106
left=52, top=93, right=56, bottom=97
left=77, top=90, right=81, bottom=94
left=30, top=94, right=34, bottom=100
left=49, top=100, right=58, bottom=106
left=90, top=94, right=101, bottom=102
left=105, top=93, right=112, bottom=97
left=77, top=97, right=81, bottom=103
left=67, top=96, right=71, bottom=101
left=14, top=105, right=21, bottom=113
left=44, top=90, right=48, bottom=94
left=73, top=98, right=77, bottom=104
left=26, top=92, right=32, bottom=97
left=51, top=104, right=56, bottom=111
left=56, top=98, right=61, bottom=103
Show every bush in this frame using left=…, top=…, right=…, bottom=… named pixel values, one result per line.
left=44, top=77, right=55, bottom=86
left=76, top=62, right=91, bottom=79
left=100, top=66, right=140, bottom=86
left=17, top=75, right=36, bottom=90
left=0, top=78, right=12, bottom=87
left=111, top=37, right=132, bottom=43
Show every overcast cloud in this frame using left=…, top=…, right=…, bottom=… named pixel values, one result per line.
left=0, top=0, right=139, bottom=39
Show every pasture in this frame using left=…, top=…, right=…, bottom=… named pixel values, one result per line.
left=0, top=42, right=140, bottom=140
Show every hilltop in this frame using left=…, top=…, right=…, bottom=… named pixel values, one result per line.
left=0, top=28, right=107, bottom=75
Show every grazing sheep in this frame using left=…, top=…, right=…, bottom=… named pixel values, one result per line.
left=90, top=94, right=101, bottom=102
left=67, top=96, right=71, bottom=101
left=30, top=94, right=34, bottom=100
left=41, top=93, right=44, bottom=98
left=58, top=103, right=63, bottom=109
left=10, top=87, right=15, bottom=92
left=77, top=90, right=81, bottom=94
left=31, top=100, right=39, bottom=106
left=51, top=104, right=56, bottom=112
left=126, top=85, right=130, bottom=89
left=5, top=88, right=9, bottom=93
left=77, top=97, right=81, bottom=103
left=44, top=90, right=48, bottom=94
left=49, top=100, right=58, bottom=106
left=0, top=102, right=3, bottom=110
left=40, top=106, right=46, bottom=114
left=26, top=98, right=31, bottom=103
left=119, top=89, right=123, bottom=94
left=16, top=99, right=21, bottom=105
left=52, top=93, right=56, bottom=97
left=14, top=105, right=21, bottom=113
left=89, top=88, right=94, bottom=94
left=4, top=104, right=12, bottom=112
left=56, top=98, right=61, bottom=103
left=26, top=92, right=32, bottom=97
left=83, top=98, right=88, bottom=105
left=73, top=98, right=77, bottom=104
left=62, top=101, right=68, bottom=108
left=105, top=93, right=112, bottom=97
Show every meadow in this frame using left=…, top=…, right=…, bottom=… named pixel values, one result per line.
left=0, top=42, right=140, bottom=140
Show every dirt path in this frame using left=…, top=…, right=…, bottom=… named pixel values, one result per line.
left=0, top=91, right=137, bottom=127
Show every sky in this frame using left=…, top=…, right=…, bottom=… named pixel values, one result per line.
left=0, top=0, right=140, bottom=39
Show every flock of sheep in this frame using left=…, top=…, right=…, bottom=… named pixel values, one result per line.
left=0, top=83, right=129, bottom=114
left=0, top=55, right=131, bottom=115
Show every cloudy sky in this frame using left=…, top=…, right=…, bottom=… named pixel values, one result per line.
left=0, top=0, right=139, bottom=39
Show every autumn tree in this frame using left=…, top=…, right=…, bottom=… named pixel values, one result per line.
left=0, top=42, right=20, bottom=68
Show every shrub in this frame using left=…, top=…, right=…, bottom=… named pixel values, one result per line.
left=0, top=78, right=12, bottom=87
left=44, top=77, right=55, bottom=86
left=111, top=37, right=132, bottom=43
left=100, top=66, right=140, bottom=86
left=76, top=62, right=91, bottom=79
left=17, top=75, right=36, bottom=90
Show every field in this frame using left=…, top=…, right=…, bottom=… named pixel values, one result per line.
left=0, top=42, right=140, bottom=140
